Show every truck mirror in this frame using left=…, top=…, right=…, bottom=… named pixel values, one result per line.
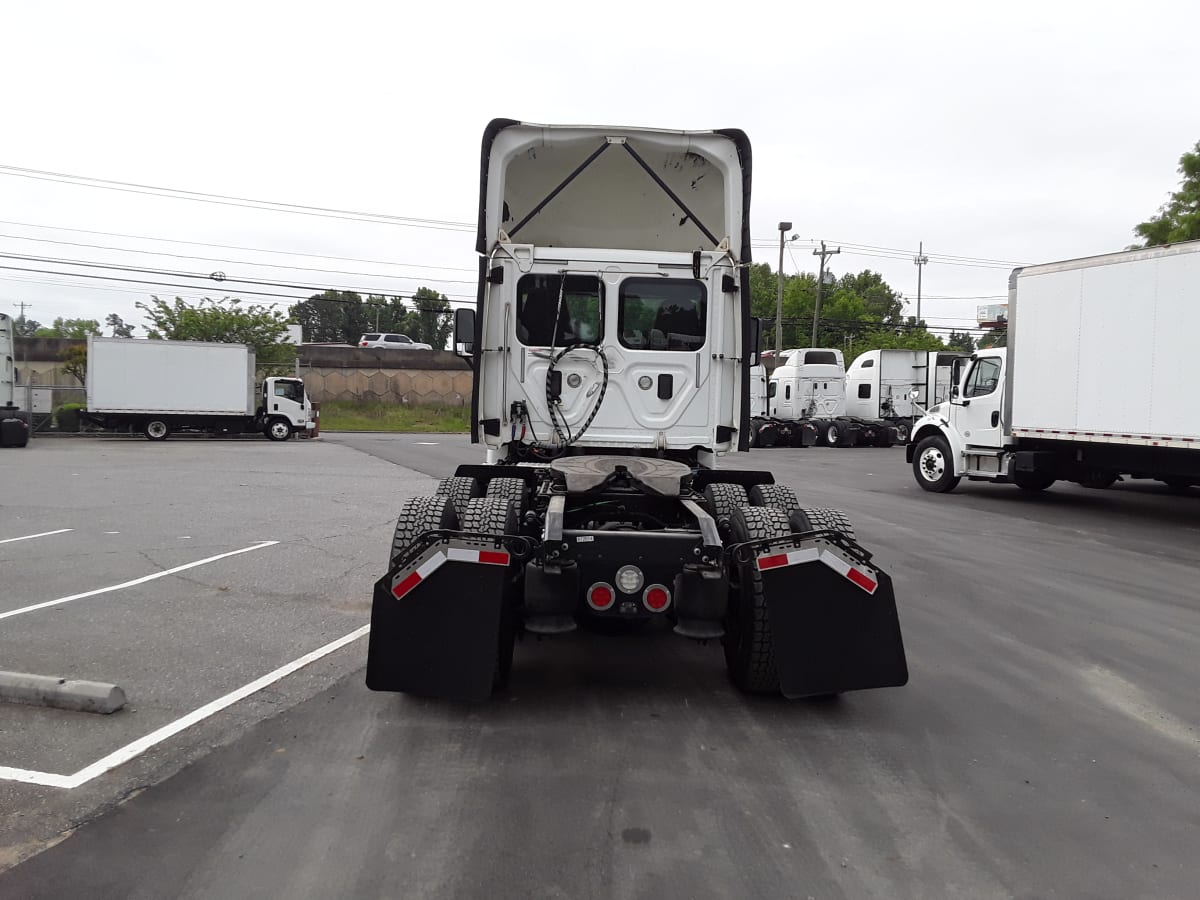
left=454, top=308, right=476, bottom=357
left=749, top=318, right=762, bottom=366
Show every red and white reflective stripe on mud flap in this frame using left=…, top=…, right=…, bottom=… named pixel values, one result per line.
left=392, top=547, right=511, bottom=600
left=756, top=548, right=878, bottom=595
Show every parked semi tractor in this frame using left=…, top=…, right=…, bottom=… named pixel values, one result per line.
left=909, top=241, right=1200, bottom=493
left=0, top=313, right=30, bottom=448
left=846, top=349, right=966, bottom=443
left=758, top=348, right=898, bottom=448
left=366, top=120, right=909, bottom=702
left=83, top=337, right=312, bottom=441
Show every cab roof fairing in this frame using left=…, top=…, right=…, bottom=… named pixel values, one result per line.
left=475, top=121, right=753, bottom=265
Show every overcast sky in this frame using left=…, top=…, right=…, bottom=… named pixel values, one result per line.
left=2, top=0, right=1197, bottom=339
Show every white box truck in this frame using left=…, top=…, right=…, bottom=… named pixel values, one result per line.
left=846, top=349, right=967, bottom=443
left=84, top=337, right=313, bottom=441
left=0, top=312, right=30, bottom=448
left=908, top=241, right=1200, bottom=493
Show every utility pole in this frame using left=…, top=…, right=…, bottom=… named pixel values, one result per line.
left=12, top=300, right=32, bottom=327
left=810, top=241, right=841, bottom=346
left=776, top=222, right=792, bottom=357
left=913, top=241, right=928, bottom=324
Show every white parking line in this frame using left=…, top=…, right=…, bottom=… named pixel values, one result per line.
left=0, top=541, right=279, bottom=622
left=0, top=624, right=370, bottom=789
left=0, top=528, right=73, bottom=545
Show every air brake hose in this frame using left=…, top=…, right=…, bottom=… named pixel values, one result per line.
left=545, top=343, right=609, bottom=447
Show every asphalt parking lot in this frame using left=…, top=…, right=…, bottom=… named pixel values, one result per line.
left=1, top=434, right=1198, bottom=899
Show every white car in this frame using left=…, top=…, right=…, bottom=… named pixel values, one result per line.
left=358, top=333, right=433, bottom=350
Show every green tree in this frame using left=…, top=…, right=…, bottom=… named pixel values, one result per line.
left=290, top=290, right=369, bottom=344
left=947, top=330, right=976, bottom=353
left=35, top=317, right=103, bottom=338
left=61, top=344, right=88, bottom=385
left=137, top=297, right=296, bottom=370
left=405, top=287, right=453, bottom=348
left=978, top=328, right=1007, bottom=349
left=1134, top=140, right=1200, bottom=246
left=13, top=316, right=41, bottom=338
left=105, top=313, right=134, bottom=338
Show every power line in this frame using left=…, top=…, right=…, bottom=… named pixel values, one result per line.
left=0, top=251, right=476, bottom=301
left=0, top=164, right=475, bottom=232
left=0, top=264, right=471, bottom=310
left=0, top=231, right=478, bottom=284
left=0, top=219, right=476, bottom=272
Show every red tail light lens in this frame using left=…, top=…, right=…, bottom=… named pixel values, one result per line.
left=643, top=585, right=671, bottom=612
left=587, top=582, right=615, bottom=611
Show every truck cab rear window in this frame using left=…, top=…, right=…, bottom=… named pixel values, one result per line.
left=618, top=279, right=706, bottom=351
left=804, top=350, right=838, bottom=365
left=516, top=274, right=603, bottom=346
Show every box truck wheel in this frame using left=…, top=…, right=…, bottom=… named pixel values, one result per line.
left=265, top=417, right=293, bottom=441
left=1013, top=471, right=1055, bottom=492
left=143, top=419, right=170, bottom=441
left=912, top=435, right=959, bottom=493
left=724, top=505, right=791, bottom=694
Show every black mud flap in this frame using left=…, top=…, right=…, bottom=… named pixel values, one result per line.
left=366, top=539, right=514, bottom=702
left=755, top=538, right=908, bottom=698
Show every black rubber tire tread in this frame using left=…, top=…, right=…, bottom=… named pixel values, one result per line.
left=794, top=506, right=856, bottom=541
left=1013, top=473, right=1056, bottom=492
left=441, top=476, right=482, bottom=526
left=389, top=495, right=455, bottom=567
left=703, top=482, right=749, bottom=527
left=435, top=477, right=451, bottom=495
left=749, top=483, right=798, bottom=513
left=912, top=435, right=960, bottom=493
left=725, top=504, right=791, bottom=694
left=485, top=477, right=527, bottom=513
left=1078, top=473, right=1117, bottom=489
left=823, top=422, right=842, bottom=447
left=459, top=497, right=518, bottom=535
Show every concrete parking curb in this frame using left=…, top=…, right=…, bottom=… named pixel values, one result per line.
left=0, top=671, right=126, bottom=715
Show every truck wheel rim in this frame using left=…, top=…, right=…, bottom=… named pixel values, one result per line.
left=271, top=422, right=289, bottom=438
left=897, top=424, right=909, bottom=442
left=148, top=422, right=166, bottom=438
left=827, top=426, right=838, bottom=443
left=919, top=447, right=944, bottom=480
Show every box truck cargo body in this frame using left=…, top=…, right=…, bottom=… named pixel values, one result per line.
left=85, top=337, right=312, bottom=441
left=909, top=241, right=1200, bottom=493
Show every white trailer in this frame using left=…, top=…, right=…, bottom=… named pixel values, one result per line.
left=845, top=349, right=966, bottom=443
left=0, top=313, right=30, bottom=447
left=84, top=337, right=312, bottom=441
left=909, top=241, right=1200, bottom=493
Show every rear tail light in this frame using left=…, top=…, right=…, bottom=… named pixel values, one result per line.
left=642, top=584, right=671, bottom=613
left=587, top=582, right=615, bottom=611
left=361, top=342, right=368, bottom=346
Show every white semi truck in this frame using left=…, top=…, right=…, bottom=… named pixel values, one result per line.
left=367, top=120, right=909, bottom=702
left=909, top=241, right=1200, bottom=493
left=846, top=349, right=966, bottom=443
left=83, top=337, right=313, bottom=441
left=0, top=313, right=30, bottom=448
left=757, top=348, right=898, bottom=448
